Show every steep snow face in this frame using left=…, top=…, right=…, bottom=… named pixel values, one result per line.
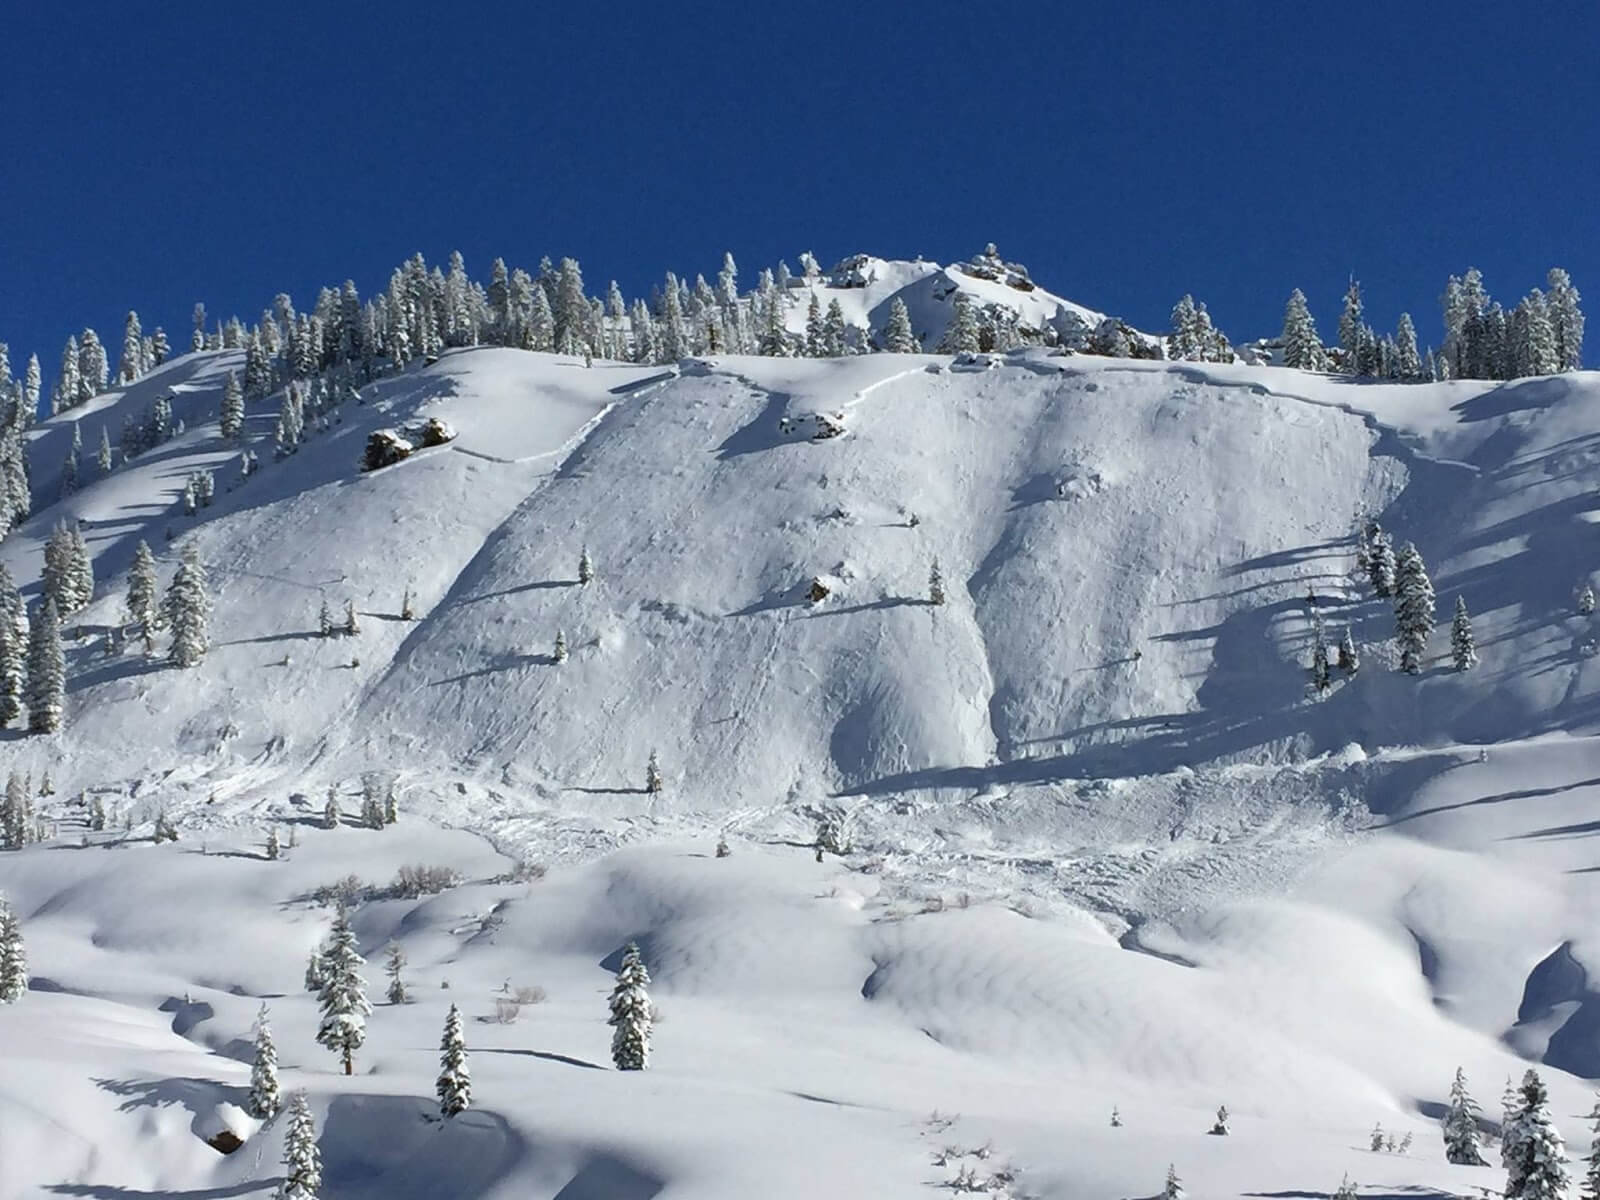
left=10, top=345, right=1600, bottom=823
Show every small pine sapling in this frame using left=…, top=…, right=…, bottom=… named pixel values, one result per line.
left=315, top=903, right=370, bottom=1075
left=1371, top=1122, right=1385, bottom=1152
left=0, top=896, right=27, bottom=1002
left=343, top=600, right=359, bottom=636
left=383, top=786, right=397, bottom=825
left=265, top=826, right=281, bottom=860
left=1164, top=1163, right=1184, bottom=1200
left=715, top=835, right=731, bottom=858
left=1332, top=1174, right=1357, bottom=1200
left=384, top=943, right=407, bottom=1004
left=246, top=1004, right=280, bottom=1119
left=1451, top=596, right=1478, bottom=671
left=1338, top=628, right=1360, bottom=673
left=1581, top=1095, right=1600, bottom=1200
left=1209, top=1104, right=1230, bottom=1135
left=437, top=1003, right=472, bottom=1117
left=1582, top=584, right=1596, bottom=616
left=323, top=788, right=339, bottom=829
left=1111, top=1105, right=1122, bottom=1127
left=929, top=558, right=945, bottom=606
left=1442, top=1066, right=1488, bottom=1165
left=608, top=942, right=654, bottom=1070
left=578, top=545, right=594, bottom=586
left=279, top=1092, right=322, bottom=1200
left=554, top=629, right=567, bottom=664
left=318, top=599, right=333, bottom=637
left=400, top=587, right=415, bottom=620
left=645, top=749, right=662, bottom=794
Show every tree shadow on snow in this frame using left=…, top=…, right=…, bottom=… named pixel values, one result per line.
left=472, top=1047, right=605, bottom=1071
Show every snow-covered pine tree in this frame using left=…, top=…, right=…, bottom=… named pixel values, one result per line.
left=1396, top=313, right=1422, bottom=379
left=1339, top=279, right=1365, bottom=371
left=554, top=629, right=567, bottom=663
left=554, top=258, right=588, bottom=356
left=1451, top=596, right=1478, bottom=671
left=1332, top=1175, right=1357, bottom=1200
left=1394, top=542, right=1435, bottom=674
left=343, top=600, right=358, bottom=637
left=121, top=539, right=160, bottom=650
left=1582, top=584, right=1596, bottom=616
left=1163, top=1163, right=1184, bottom=1200
left=384, top=943, right=407, bottom=1004
left=323, top=786, right=339, bottom=829
left=822, top=298, right=848, bottom=357
left=0, top=894, right=26, bottom=1001
left=437, top=1002, right=472, bottom=1117
left=929, top=558, right=946, bottom=606
left=1547, top=268, right=1585, bottom=373
left=220, top=371, right=244, bottom=440
left=60, top=424, right=80, bottom=497
left=1443, top=1066, right=1488, bottom=1166
left=1281, top=288, right=1326, bottom=370
left=1210, top=1105, right=1230, bottom=1135
left=644, top=749, right=663, bottom=794
left=1503, top=1068, right=1568, bottom=1200
left=941, top=293, right=980, bottom=354
left=26, top=598, right=64, bottom=734
left=578, top=545, right=594, bottom=586
left=315, top=903, right=370, bottom=1075
left=1580, top=1095, right=1600, bottom=1200
left=118, top=311, right=143, bottom=384
left=163, top=544, right=211, bottom=668
left=1310, top=611, right=1331, bottom=693
left=1168, top=295, right=1199, bottom=361
left=279, top=1092, right=322, bottom=1200
left=528, top=286, right=555, bottom=353
left=804, top=292, right=824, bottom=357
left=883, top=297, right=918, bottom=354
left=97, top=425, right=113, bottom=474
left=1372, top=1122, right=1386, bottom=1152
left=78, top=328, right=107, bottom=402
left=0, top=567, right=22, bottom=728
left=608, top=941, right=654, bottom=1071
left=1365, top=528, right=1395, bottom=597
left=246, top=1004, right=281, bottom=1119
left=265, top=825, right=281, bottom=860
left=1338, top=627, right=1359, bottom=673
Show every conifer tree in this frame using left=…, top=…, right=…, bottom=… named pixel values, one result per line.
left=26, top=598, right=64, bottom=734
left=246, top=1004, right=281, bottom=1119
left=384, top=943, right=407, bottom=1005
left=1547, top=268, right=1585, bottom=373
left=1396, top=313, right=1422, bottom=379
left=1168, top=295, right=1199, bottom=360
left=883, top=297, right=918, bottom=354
left=578, top=546, right=594, bottom=586
left=0, top=894, right=26, bottom=1002
left=1338, top=627, right=1359, bottom=673
left=929, top=558, right=945, bottom=606
left=1310, top=610, right=1331, bottom=693
left=1339, top=279, right=1365, bottom=370
left=1368, top=528, right=1396, bottom=598
left=119, top=311, right=144, bottom=384
left=822, top=298, right=848, bottom=357
left=1443, top=1066, right=1488, bottom=1166
left=126, top=540, right=159, bottom=647
left=343, top=600, right=358, bottom=637
left=608, top=941, right=654, bottom=1070
left=645, top=749, right=662, bottom=794
left=1579, top=1095, right=1600, bottom=1200
left=1281, top=289, right=1326, bottom=370
left=97, top=425, right=113, bottom=474
left=1582, top=585, right=1596, bottom=617
left=437, top=1003, right=472, bottom=1117
left=323, top=787, right=339, bottom=829
left=220, top=371, right=244, bottom=440
left=941, top=293, right=980, bottom=354
left=553, top=258, right=589, bottom=355
left=266, top=825, right=281, bottom=860
left=1394, top=542, right=1435, bottom=674
left=1163, top=1163, right=1184, bottom=1200
left=0, top=567, right=23, bottom=728
left=78, top=328, right=107, bottom=403
left=163, top=544, right=211, bottom=668
left=279, top=1092, right=322, bottom=1200
left=528, top=287, right=555, bottom=353
left=1451, top=596, right=1478, bottom=671
left=554, top=629, right=568, bottom=663
left=1503, top=1068, right=1568, bottom=1200
left=54, top=335, right=79, bottom=415
left=1333, top=1175, right=1357, bottom=1200
left=804, top=292, right=824, bottom=356
left=315, top=903, right=370, bottom=1075
left=22, top=354, right=40, bottom=426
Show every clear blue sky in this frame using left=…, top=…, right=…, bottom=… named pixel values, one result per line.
left=3, top=1, right=1596, bottom=384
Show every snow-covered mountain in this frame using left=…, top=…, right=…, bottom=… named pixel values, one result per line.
left=4, top=272, right=1600, bottom=1199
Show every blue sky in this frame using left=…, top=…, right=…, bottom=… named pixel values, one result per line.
left=2, top=2, right=1596, bottom=385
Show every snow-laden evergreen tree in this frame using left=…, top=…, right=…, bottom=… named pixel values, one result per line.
left=323, top=786, right=339, bottom=828
left=1281, top=289, right=1326, bottom=370
left=1372, top=1122, right=1387, bottom=1151
left=1338, top=627, right=1359, bottom=673
left=125, top=540, right=159, bottom=648
left=553, top=258, right=588, bottom=355
left=53, top=335, right=79, bottom=415
left=608, top=941, right=654, bottom=1070
left=1451, top=596, right=1478, bottom=671
left=1395, top=312, right=1422, bottom=379
left=343, top=599, right=358, bottom=637
left=1339, top=279, right=1365, bottom=370
left=265, top=825, right=281, bottom=860
left=59, top=423, right=81, bottom=498
left=246, top=1003, right=281, bottom=1119
left=645, top=749, right=662, bottom=794
left=41, top=522, right=82, bottom=615
left=315, top=903, right=370, bottom=1075
left=1367, top=528, right=1396, bottom=597
left=1579, top=1095, right=1600, bottom=1200
left=1547, top=268, right=1584, bottom=373
left=0, top=895, right=25, bottom=1001
left=279, top=1092, right=322, bottom=1200
left=1394, top=542, right=1435, bottom=674
left=1582, top=585, right=1596, bottom=617
left=384, top=943, right=407, bottom=1004
left=929, top=558, right=946, bottom=606
left=578, top=545, right=594, bottom=586
left=804, top=292, right=824, bottom=357
left=118, top=311, right=143, bottom=384
left=1163, top=1163, right=1184, bottom=1200
left=1443, top=1066, right=1489, bottom=1166
left=21, top=353, right=40, bottom=428
left=941, top=292, right=980, bottom=354
left=1168, top=295, right=1199, bottom=360
left=219, top=371, right=244, bottom=440
left=554, top=629, right=567, bottom=663
left=822, top=298, right=848, bottom=357
left=527, top=286, right=555, bottom=353
left=96, top=424, right=112, bottom=474
left=26, top=598, right=64, bottom=734
left=1310, top=611, right=1331, bottom=693
left=883, top=297, right=918, bottom=354
left=163, top=544, right=211, bottom=668
left=1332, top=1175, right=1357, bottom=1200
left=77, top=328, right=107, bottom=403
left=1503, top=1068, right=1568, bottom=1200
left=437, top=1002, right=472, bottom=1117
left=0, top=567, right=20, bottom=721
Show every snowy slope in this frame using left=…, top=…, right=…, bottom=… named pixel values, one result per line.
left=6, top=333, right=1600, bottom=1197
